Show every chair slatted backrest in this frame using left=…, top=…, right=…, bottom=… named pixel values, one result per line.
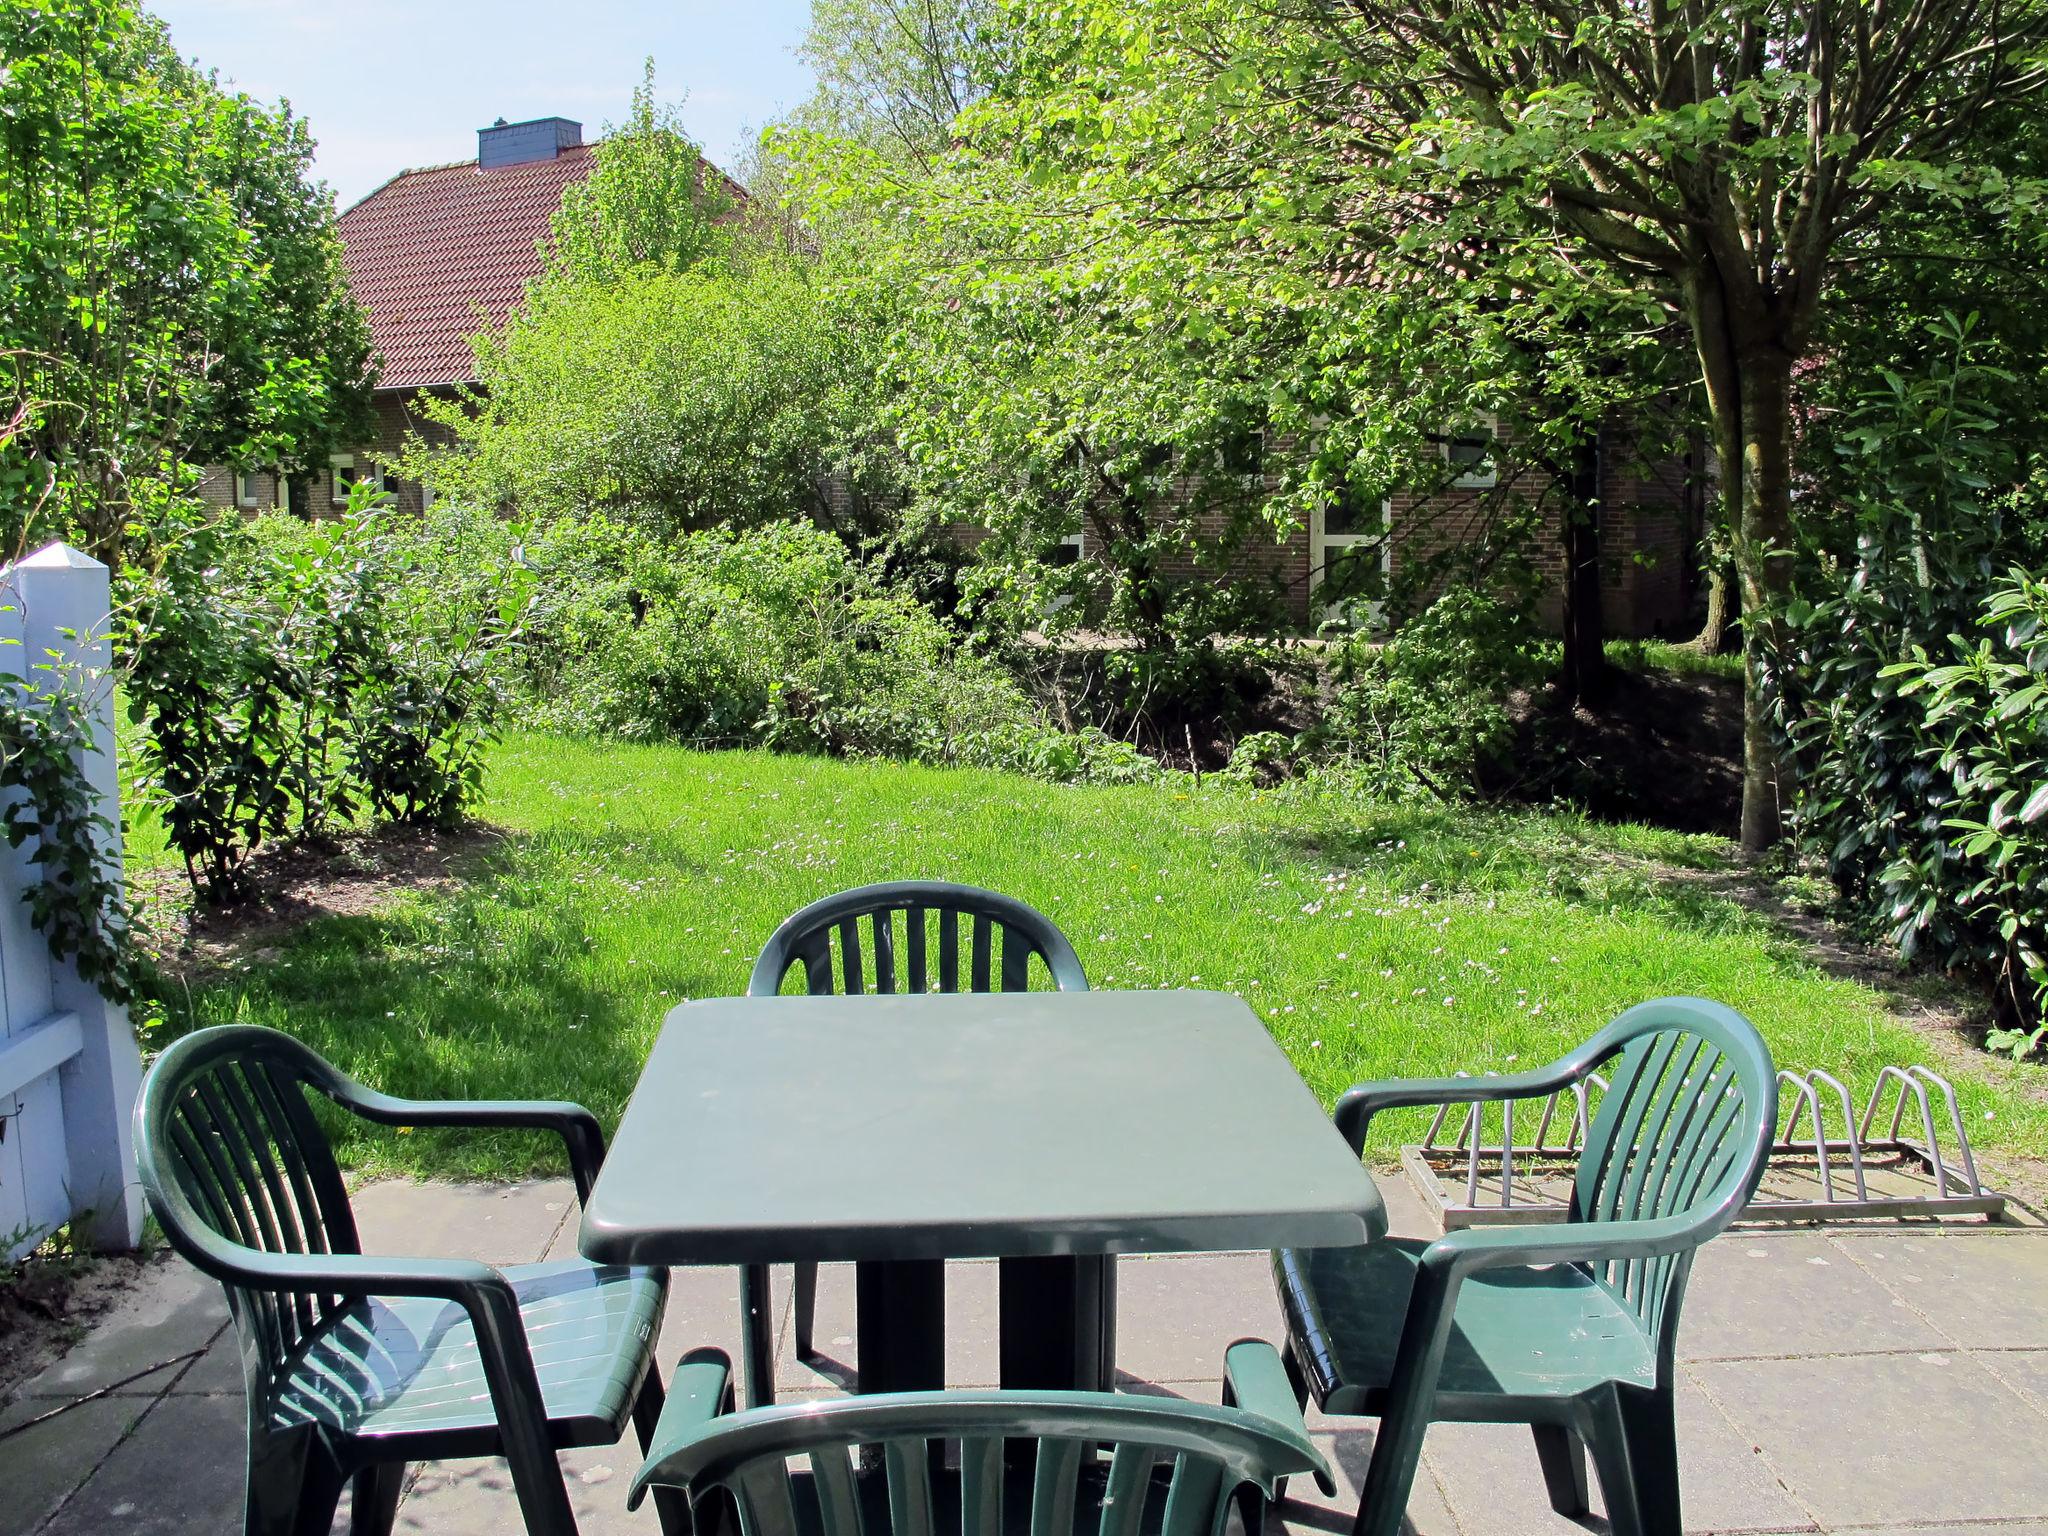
left=749, top=882, right=1089, bottom=998
left=135, top=1027, right=362, bottom=1384
left=1567, top=998, right=1776, bottom=1346
left=631, top=1390, right=1326, bottom=1536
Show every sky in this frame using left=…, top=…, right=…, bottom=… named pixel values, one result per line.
left=146, top=0, right=817, bottom=209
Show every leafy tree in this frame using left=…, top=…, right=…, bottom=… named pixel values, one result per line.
left=785, top=0, right=1693, bottom=709
left=549, top=60, right=733, bottom=283
left=913, top=0, right=2048, bottom=849
left=793, top=0, right=992, bottom=170
left=0, top=0, right=373, bottom=559
left=1297, top=0, right=2046, bottom=849
left=406, top=247, right=879, bottom=536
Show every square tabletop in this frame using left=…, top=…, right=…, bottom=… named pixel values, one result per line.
left=579, top=989, right=1384, bottom=1267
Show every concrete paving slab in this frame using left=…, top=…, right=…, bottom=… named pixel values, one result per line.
left=1370, top=1169, right=1441, bottom=1241
left=1691, top=1350, right=2048, bottom=1527
left=165, top=1331, right=243, bottom=1396
left=352, top=1177, right=576, bottom=1267
left=0, top=1396, right=153, bottom=1536
left=12, top=1255, right=225, bottom=1401
left=1836, top=1230, right=2048, bottom=1349
left=1302, top=1425, right=1461, bottom=1536
left=1680, top=1232, right=1945, bottom=1360
left=1117, top=1253, right=1285, bottom=1386
left=1974, top=1347, right=2048, bottom=1413
left=398, top=1446, right=660, bottom=1534
left=1422, top=1374, right=1811, bottom=1536
left=37, top=1392, right=244, bottom=1536
left=650, top=1260, right=771, bottom=1391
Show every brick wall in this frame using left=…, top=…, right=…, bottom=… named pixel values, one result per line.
left=192, top=465, right=285, bottom=515
left=1044, top=420, right=1701, bottom=638
left=346, top=391, right=462, bottom=517
left=189, top=389, right=462, bottom=521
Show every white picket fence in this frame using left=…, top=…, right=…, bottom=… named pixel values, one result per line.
left=0, top=542, right=143, bottom=1259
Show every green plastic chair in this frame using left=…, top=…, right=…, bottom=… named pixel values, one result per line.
left=626, top=1339, right=1334, bottom=1536
left=134, top=1024, right=684, bottom=1536
left=746, top=880, right=1089, bottom=1400
left=1269, top=997, right=1776, bottom=1536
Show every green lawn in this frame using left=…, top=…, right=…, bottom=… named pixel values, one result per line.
left=143, top=730, right=2048, bottom=1178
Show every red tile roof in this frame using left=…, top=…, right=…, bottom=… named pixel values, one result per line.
left=338, top=146, right=597, bottom=391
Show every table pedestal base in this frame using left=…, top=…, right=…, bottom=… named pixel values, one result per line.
left=854, top=1259, right=948, bottom=1393
left=1000, top=1255, right=1116, bottom=1392
left=843, top=1255, right=1118, bottom=1396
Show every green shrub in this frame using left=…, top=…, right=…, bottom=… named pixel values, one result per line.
left=1314, top=577, right=1546, bottom=798
left=518, top=520, right=1160, bottom=782
left=1877, top=569, right=2048, bottom=1054
left=1768, top=323, right=2046, bottom=1053
left=122, top=490, right=530, bottom=899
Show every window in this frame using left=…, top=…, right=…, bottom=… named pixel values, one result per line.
left=1044, top=529, right=1085, bottom=614
left=1309, top=485, right=1391, bottom=628
left=1446, top=412, right=1498, bottom=488
left=331, top=454, right=384, bottom=506
left=1220, top=426, right=1265, bottom=479
left=234, top=470, right=259, bottom=509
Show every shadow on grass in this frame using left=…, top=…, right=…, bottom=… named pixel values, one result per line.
left=148, top=822, right=741, bottom=1182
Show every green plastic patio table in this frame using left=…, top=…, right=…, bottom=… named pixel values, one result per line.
left=579, top=989, right=1385, bottom=1404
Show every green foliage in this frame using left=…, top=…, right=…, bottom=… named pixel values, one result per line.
left=517, top=519, right=1157, bottom=783
left=1770, top=322, right=2047, bottom=1052
left=406, top=248, right=879, bottom=537
left=548, top=61, right=732, bottom=284
left=122, top=489, right=530, bottom=900
left=793, top=0, right=990, bottom=170
left=1884, top=570, right=2048, bottom=1056
left=1317, top=573, right=1547, bottom=800
left=0, top=669, right=140, bottom=1004
left=0, top=0, right=374, bottom=559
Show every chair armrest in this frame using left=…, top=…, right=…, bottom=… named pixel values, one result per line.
left=1421, top=1213, right=1704, bottom=1281
left=336, top=1085, right=607, bottom=1204
left=629, top=1349, right=735, bottom=1511
left=1223, top=1339, right=1336, bottom=1495
left=1334, top=1062, right=1587, bottom=1151
left=168, top=1230, right=506, bottom=1303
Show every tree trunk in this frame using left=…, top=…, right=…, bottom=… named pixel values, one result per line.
left=1558, top=430, right=1609, bottom=705
left=1687, top=269, right=1795, bottom=855
left=1729, top=344, right=1797, bottom=853
left=1693, top=561, right=1735, bottom=654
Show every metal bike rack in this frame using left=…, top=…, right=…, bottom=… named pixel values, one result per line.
left=1401, top=1062, right=2005, bottom=1230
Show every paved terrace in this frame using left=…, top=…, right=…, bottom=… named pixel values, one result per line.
left=6, top=1173, right=2048, bottom=1536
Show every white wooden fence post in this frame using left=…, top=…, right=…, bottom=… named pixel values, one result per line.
left=0, top=541, right=143, bottom=1254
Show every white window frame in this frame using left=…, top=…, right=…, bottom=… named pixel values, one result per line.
left=233, top=470, right=259, bottom=510
left=330, top=454, right=384, bottom=507
left=1446, top=411, right=1499, bottom=489
left=1045, top=528, right=1086, bottom=614
left=1309, top=496, right=1393, bottom=628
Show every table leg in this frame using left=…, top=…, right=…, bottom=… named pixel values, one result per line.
left=854, top=1259, right=946, bottom=1394
left=739, top=1263, right=777, bottom=1408
left=998, top=1256, right=1116, bottom=1391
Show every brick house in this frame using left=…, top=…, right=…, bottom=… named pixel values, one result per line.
left=198, top=116, right=615, bottom=518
